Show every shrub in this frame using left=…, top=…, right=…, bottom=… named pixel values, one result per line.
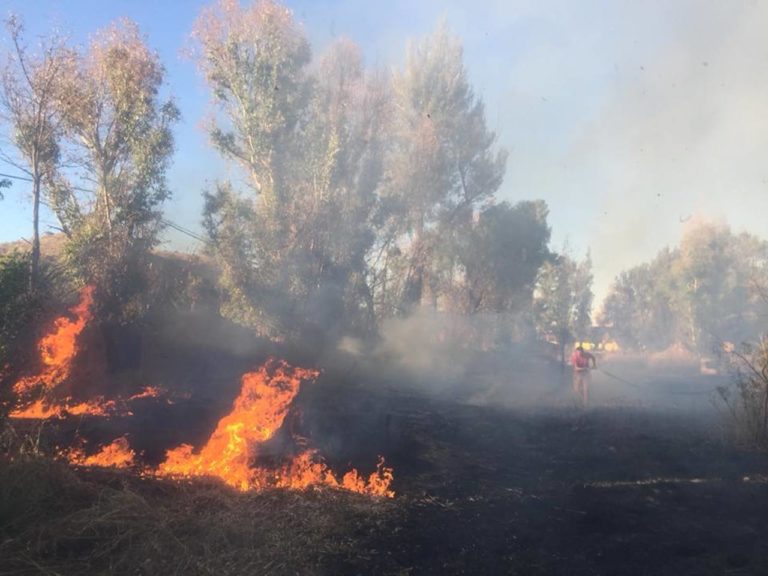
left=0, top=251, right=35, bottom=369
left=717, top=338, right=768, bottom=448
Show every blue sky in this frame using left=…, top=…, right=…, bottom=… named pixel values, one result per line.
left=1, top=0, right=767, bottom=304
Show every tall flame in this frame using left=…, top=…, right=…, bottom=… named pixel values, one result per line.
left=158, top=358, right=394, bottom=497
left=13, top=286, right=95, bottom=396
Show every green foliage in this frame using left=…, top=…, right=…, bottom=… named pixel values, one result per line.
left=0, top=251, right=68, bottom=372
left=0, top=252, right=33, bottom=368
left=48, top=19, right=178, bottom=321
left=196, top=3, right=390, bottom=339
left=1, top=3, right=565, bottom=354
left=195, top=0, right=312, bottom=335
left=601, top=223, right=768, bottom=351
left=195, top=5, right=549, bottom=343
left=379, top=22, right=507, bottom=311
left=533, top=251, right=594, bottom=358
left=194, top=0, right=310, bottom=206
left=0, top=16, right=73, bottom=292
left=459, top=201, right=551, bottom=314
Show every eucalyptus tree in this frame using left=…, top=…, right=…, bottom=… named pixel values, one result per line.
left=460, top=200, right=551, bottom=315
left=296, top=38, right=390, bottom=336
left=380, top=22, right=507, bottom=312
left=51, top=19, right=178, bottom=316
left=0, top=16, right=72, bottom=292
left=195, top=0, right=390, bottom=338
left=195, top=0, right=312, bottom=333
left=601, top=223, right=768, bottom=352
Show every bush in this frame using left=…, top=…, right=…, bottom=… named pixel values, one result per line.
left=717, top=338, right=768, bottom=448
left=0, top=250, right=70, bottom=396
left=0, top=251, right=36, bottom=369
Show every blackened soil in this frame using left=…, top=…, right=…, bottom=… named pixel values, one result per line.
left=298, top=377, right=768, bottom=576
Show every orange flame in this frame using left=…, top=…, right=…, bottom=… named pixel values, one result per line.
left=157, top=358, right=394, bottom=497
left=67, top=436, right=135, bottom=468
left=10, top=302, right=395, bottom=499
left=128, top=386, right=163, bottom=401
left=9, top=397, right=116, bottom=419
left=13, top=286, right=95, bottom=396
left=273, top=452, right=395, bottom=497
left=8, top=286, right=125, bottom=420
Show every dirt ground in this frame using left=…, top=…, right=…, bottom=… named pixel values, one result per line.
left=300, top=363, right=768, bottom=575
left=4, top=347, right=768, bottom=575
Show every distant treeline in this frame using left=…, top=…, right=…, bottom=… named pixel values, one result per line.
left=600, top=221, right=768, bottom=353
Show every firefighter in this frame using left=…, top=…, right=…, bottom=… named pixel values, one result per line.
left=570, top=345, right=596, bottom=406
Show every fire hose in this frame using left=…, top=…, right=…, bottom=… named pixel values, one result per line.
left=596, top=367, right=713, bottom=396
left=597, top=367, right=641, bottom=388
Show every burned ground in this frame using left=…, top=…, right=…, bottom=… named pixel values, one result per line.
left=3, top=339, right=768, bottom=575
left=297, top=369, right=768, bottom=576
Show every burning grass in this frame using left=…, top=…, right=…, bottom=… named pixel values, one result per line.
left=7, top=287, right=395, bottom=497
left=66, top=436, right=136, bottom=468
left=156, top=359, right=394, bottom=496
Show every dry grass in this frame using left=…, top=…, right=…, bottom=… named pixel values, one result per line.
left=0, top=456, right=400, bottom=576
left=717, top=339, right=768, bottom=449
left=0, top=234, right=68, bottom=259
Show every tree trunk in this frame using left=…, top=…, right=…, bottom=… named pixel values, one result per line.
left=403, top=219, right=425, bottom=310
left=358, top=274, right=378, bottom=337
left=29, top=175, right=41, bottom=293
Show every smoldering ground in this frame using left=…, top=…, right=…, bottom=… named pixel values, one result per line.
left=327, top=307, right=725, bottom=420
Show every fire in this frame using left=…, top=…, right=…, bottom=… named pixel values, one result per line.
left=9, top=286, right=126, bottom=420
left=128, top=386, right=163, bottom=401
left=158, top=359, right=317, bottom=490
left=10, top=296, right=395, bottom=499
left=13, top=286, right=95, bottom=396
left=158, top=358, right=394, bottom=497
left=273, top=452, right=395, bottom=497
left=67, top=436, right=135, bottom=468
left=9, top=397, right=116, bottom=419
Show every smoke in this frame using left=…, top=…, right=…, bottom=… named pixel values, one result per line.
left=568, top=0, right=768, bottom=301
left=362, top=308, right=568, bottom=407
left=294, top=0, right=768, bottom=309
left=344, top=305, right=726, bottom=414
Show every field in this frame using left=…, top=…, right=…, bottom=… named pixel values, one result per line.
left=3, top=347, right=767, bottom=575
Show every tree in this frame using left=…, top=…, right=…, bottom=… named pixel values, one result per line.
left=194, top=0, right=310, bottom=212
left=533, top=252, right=594, bottom=363
left=196, top=1, right=391, bottom=339
left=572, top=251, right=594, bottom=341
left=600, top=222, right=768, bottom=352
left=294, top=38, right=390, bottom=336
left=718, top=338, right=768, bottom=448
left=379, top=22, right=506, bottom=312
left=51, top=19, right=178, bottom=318
left=195, top=0, right=312, bottom=334
left=459, top=200, right=551, bottom=314
left=0, top=16, right=71, bottom=292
